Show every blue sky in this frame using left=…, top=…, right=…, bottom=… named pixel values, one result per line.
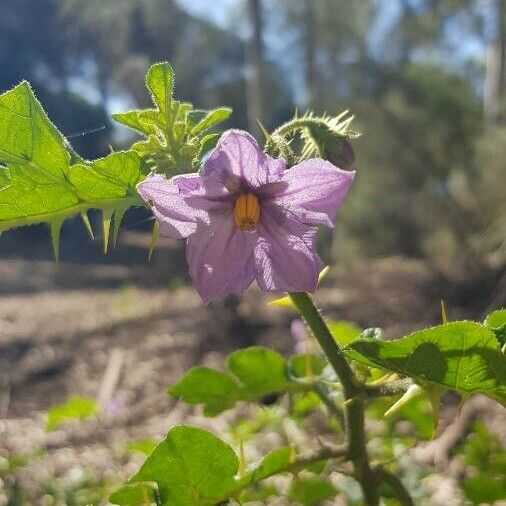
left=176, top=0, right=488, bottom=61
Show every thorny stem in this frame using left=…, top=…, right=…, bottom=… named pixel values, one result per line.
left=289, top=293, right=415, bottom=505
left=289, top=292, right=384, bottom=506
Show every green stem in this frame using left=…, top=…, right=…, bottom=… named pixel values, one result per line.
left=215, top=445, right=349, bottom=505
left=289, top=292, right=380, bottom=506
left=313, top=382, right=345, bottom=427
left=375, top=467, right=414, bottom=506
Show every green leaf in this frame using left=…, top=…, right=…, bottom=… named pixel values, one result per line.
left=0, top=82, right=143, bottom=243
left=109, top=482, right=160, bottom=506
left=146, top=62, right=174, bottom=116
left=288, top=354, right=326, bottom=378
left=327, top=320, right=362, bottom=346
left=243, top=447, right=292, bottom=483
left=236, top=446, right=334, bottom=495
left=126, top=439, right=158, bottom=456
left=239, top=484, right=279, bottom=503
left=484, top=309, right=506, bottom=348
left=169, top=347, right=296, bottom=416
left=463, top=476, right=506, bottom=504
left=169, top=367, right=240, bottom=416
left=111, top=426, right=238, bottom=506
left=112, top=427, right=342, bottom=505
left=186, top=110, right=208, bottom=127
left=112, top=110, right=159, bottom=136
left=345, top=321, right=506, bottom=405
left=69, top=151, right=143, bottom=201
left=112, top=62, right=231, bottom=176
left=228, top=347, right=289, bottom=396
left=291, top=391, right=322, bottom=418
left=289, top=476, right=338, bottom=506
left=199, top=133, right=220, bottom=154
left=46, top=396, right=98, bottom=431
left=189, top=108, right=231, bottom=136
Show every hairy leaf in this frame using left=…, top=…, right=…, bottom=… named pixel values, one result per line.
left=189, top=108, right=232, bottom=136
left=0, top=82, right=143, bottom=249
left=345, top=321, right=506, bottom=405
left=112, top=62, right=231, bottom=175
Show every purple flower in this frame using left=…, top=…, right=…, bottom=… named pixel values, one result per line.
left=137, top=130, right=355, bottom=303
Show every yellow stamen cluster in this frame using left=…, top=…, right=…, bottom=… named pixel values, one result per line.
left=233, top=193, right=260, bottom=231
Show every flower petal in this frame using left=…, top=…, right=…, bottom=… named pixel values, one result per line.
left=254, top=204, right=322, bottom=293
left=269, top=159, right=355, bottom=227
left=186, top=210, right=257, bottom=303
left=172, top=173, right=233, bottom=212
left=137, top=174, right=202, bottom=239
left=202, top=130, right=286, bottom=189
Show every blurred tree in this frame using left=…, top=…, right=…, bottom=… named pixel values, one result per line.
left=272, top=0, right=504, bottom=289
left=0, top=0, right=503, bottom=293
left=245, top=0, right=265, bottom=136
left=0, top=0, right=111, bottom=159
left=483, top=0, right=506, bottom=124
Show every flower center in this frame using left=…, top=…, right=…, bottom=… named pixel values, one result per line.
left=233, top=193, right=260, bottom=231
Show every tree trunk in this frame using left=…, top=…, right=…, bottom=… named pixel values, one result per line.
left=484, top=0, right=506, bottom=124
left=304, top=0, right=317, bottom=107
left=245, top=0, right=264, bottom=137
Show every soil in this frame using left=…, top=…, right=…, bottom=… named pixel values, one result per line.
left=0, top=226, right=504, bottom=505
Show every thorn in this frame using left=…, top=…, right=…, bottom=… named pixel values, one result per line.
left=112, top=207, right=127, bottom=249
left=148, top=219, right=160, bottom=262
left=102, top=209, right=113, bottom=254
left=384, top=384, right=423, bottom=417
left=256, top=118, right=271, bottom=141
left=49, top=220, right=63, bottom=262
left=80, top=211, right=94, bottom=240
left=440, top=299, right=448, bottom=324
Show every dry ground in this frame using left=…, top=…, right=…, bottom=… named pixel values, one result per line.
left=0, top=229, right=504, bottom=505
